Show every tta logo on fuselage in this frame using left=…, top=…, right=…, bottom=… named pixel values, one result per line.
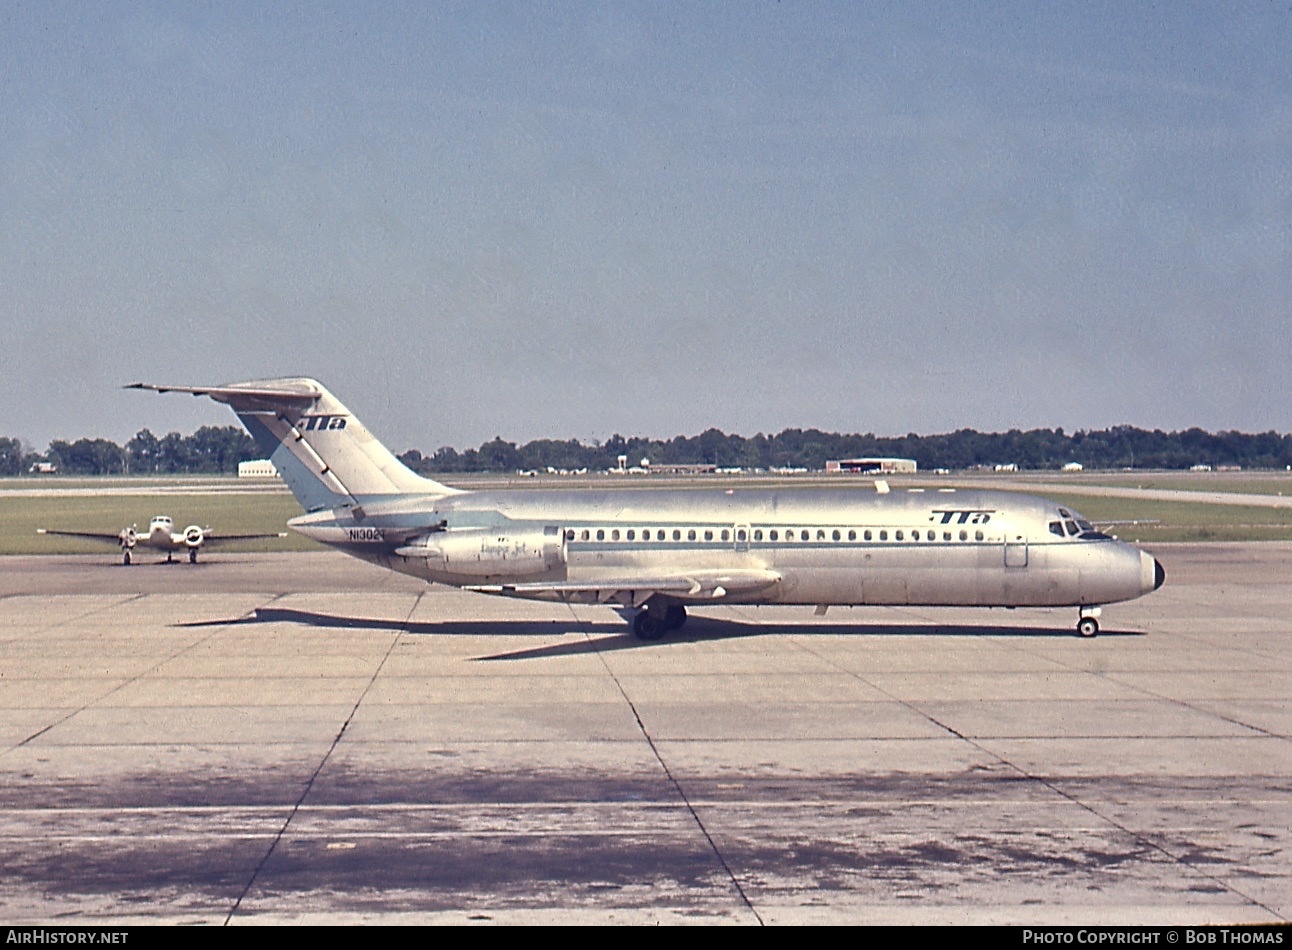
left=931, top=509, right=994, bottom=524
left=297, top=415, right=348, bottom=431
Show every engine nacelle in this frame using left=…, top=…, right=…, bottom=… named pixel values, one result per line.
left=397, top=527, right=565, bottom=580
left=184, top=525, right=205, bottom=548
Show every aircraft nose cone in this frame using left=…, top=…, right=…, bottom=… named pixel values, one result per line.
left=1139, top=551, right=1165, bottom=594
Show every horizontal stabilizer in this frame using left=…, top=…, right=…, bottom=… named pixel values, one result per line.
left=124, top=381, right=321, bottom=412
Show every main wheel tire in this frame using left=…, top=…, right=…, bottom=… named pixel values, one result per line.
left=188, top=548, right=197, bottom=564
left=633, top=612, right=666, bottom=641
left=664, top=604, right=687, bottom=630
left=1077, top=617, right=1099, bottom=638
left=123, top=550, right=132, bottom=566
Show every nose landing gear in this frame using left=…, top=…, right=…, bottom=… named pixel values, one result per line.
left=1077, top=606, right=1102, bottom=638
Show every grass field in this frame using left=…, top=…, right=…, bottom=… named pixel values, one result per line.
left=3, top=494, right=319, bottom=556
left=5, top=475, right=1292, bottom=554
left=1030, top=493, right=1292, bottom=543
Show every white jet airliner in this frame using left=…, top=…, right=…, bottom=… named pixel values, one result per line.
left=128, top=378, right=1164, bottom=639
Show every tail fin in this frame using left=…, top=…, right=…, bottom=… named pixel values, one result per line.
left=127, top=378, right=458, bottom=512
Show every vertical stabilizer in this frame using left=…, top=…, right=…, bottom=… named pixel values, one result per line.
left=127, top=378, right=458, bottom=512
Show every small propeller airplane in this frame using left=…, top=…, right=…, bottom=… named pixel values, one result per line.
left=38, top=515, right=287, bottom=565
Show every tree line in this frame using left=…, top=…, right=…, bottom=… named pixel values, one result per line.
left=0, top=427, right=258, bottom=476
left=4, top=424, right=1291, bottom=478
left=402, top=425, right=1292, bottom=474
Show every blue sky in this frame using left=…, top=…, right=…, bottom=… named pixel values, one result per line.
left=4, top=1, right=1290, bottom=454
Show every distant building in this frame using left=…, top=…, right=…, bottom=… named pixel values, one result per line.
left=1061, top=462, right=1084, bottom=472
left=237, top=460, right=279, bottom=478
left=29, top=461, right=56, bottom=475
left=826, top=457, right=917, bottom=474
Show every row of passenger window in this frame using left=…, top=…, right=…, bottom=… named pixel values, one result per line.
left=566, top=526, right=989, bottom=543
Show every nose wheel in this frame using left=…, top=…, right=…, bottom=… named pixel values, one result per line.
left=1077, top=607, right=1101, bottom=638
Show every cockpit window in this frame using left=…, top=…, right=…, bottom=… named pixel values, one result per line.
left=1049, top=521, right=1065, bottom=537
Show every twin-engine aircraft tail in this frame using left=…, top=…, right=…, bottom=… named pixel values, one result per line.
left=127, top=378, right=458, bottom=512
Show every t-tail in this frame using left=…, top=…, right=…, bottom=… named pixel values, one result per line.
left=126, top=378, right=458, bottom=512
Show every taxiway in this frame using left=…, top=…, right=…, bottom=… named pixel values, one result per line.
left=0, top=546, right=1287, bottom=924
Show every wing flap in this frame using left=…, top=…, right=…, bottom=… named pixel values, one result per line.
left=465, top=569, right=781, bottom=608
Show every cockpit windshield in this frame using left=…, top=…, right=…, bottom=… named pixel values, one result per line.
left=1048, top=507, right=1111, bottom=541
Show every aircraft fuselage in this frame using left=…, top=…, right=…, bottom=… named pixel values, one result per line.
left=288, top=485, right=1162, bottom=609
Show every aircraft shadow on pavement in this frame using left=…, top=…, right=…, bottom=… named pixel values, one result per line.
left=175, top=606, right=1141, bottom=661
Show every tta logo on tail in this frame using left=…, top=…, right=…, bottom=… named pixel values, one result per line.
left=297, top=415, right=348, bottom=431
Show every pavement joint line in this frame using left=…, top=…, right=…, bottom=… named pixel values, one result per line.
left=578, top=601, right=765, bottom=926
left=787, top=632, right=1284, bottom=919
left=223, top=590, right=423, bottom=925
left=1, top=591, right=251, bottom=756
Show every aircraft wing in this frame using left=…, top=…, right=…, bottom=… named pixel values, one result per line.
left=37, top=529, right=128, bottom=543
left=199, top=532, right=290, bottom=545
left=465, top=569, right=781, bottom=609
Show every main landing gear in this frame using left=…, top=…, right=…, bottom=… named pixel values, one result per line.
left=1077, top=606, right=1102, bottom=638
left=632, top=604, right=687, bottom=641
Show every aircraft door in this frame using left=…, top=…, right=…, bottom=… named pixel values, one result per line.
left=542, top=525, right=566, bottom=570
left=1004, top=533, right=1028, bottom=568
